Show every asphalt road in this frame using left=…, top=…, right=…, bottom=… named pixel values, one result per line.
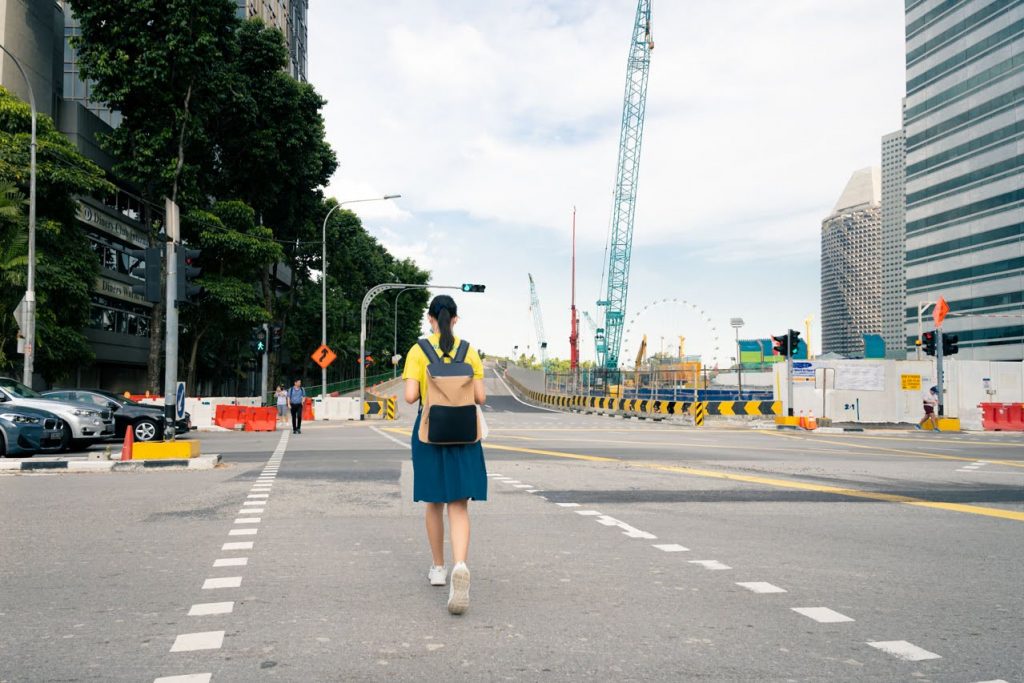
left=1, top=375, right=1022, bottom=682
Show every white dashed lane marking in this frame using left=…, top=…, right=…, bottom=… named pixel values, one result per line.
left=556, top=503, right=580, bottom=508
left=213, top=558, right=248, bottom=567
left=867, top=640, right=941, bottom=661
left=653, top=544, right=689, bottom=552
left=170, top=631, right=224, bottom=652
left=202, top=577, right=242, bottom=590
left=228, top=528, right=258, bottom=536
left=791, top=607, right=854, bottom=623
left=222, top=542, right=253, bottom=551
left=154, top=675, right=211, bottom=683
left=689, top=560, right=731, bottom=571
left=234, top=517, right=261, bottom=523
left=737, top=582, right=787, bottom=594
left=575, top=510, right=602, bottom=516
left=188, top=602, right=234, bottom=616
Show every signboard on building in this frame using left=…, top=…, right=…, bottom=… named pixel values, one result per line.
left=901, top=374, right=921, bottom=391
left=835, top=364, right=886, bottom=392
left=96, top=276, right=149, bottom=305
left=76, top=201, right=148, bottom=247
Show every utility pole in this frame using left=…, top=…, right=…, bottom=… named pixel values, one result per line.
left=260, top=322, right=269, bottom=405
left=936, top=328, right=945, bottom=417
left=163, top=198, right=179, bottom=436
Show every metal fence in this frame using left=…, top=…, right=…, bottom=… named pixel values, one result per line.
left=541, top=369, right=773, bottom=402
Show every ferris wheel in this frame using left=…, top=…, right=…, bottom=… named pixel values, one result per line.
left=620, top=298, right=723, bottom=370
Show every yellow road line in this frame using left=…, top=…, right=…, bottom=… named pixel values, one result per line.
left=823, top=432, right=1024, bottom=448
left=760, top=430, right=1024, bottom=469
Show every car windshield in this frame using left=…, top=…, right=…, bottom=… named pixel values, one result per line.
left=97, top=391, right=138, bottom=406
left=0, top=378, right=43, bottom=399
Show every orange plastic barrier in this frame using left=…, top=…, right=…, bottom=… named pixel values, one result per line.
left=979, top=402, right=1024, bottom=431
left=302, top=397, right=314, bottom=421
left=214, top=404, right=243, bottom=429
left=245, top=406, right=278, bottom=432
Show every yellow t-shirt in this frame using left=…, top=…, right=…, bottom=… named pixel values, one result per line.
left=402, top=334, right=484, bottom=401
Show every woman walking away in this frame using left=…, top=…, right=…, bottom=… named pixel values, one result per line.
left=403, top=295, right=487, bottom=615
left=275, top=385, right=287, bottom=425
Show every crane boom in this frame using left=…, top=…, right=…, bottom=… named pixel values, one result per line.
left=597, top=0, right=653, bottom=370
left=528, top=273, right=549, bottom=368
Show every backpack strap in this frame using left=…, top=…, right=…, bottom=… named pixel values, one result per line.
left=453, top=340, right=470, bottom=364
left=417, top=338, right=442, bottom=365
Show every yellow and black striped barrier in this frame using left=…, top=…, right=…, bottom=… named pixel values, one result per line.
left=385, top=396, right=396, bottom=420
left=364, top=395, right=398, bottom=420
left=505, top=375, right=780, bottom=421
left=693, top=401, right=707, bottom=426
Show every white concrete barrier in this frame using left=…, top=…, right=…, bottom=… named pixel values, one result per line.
left=312, top=396, right=361, bottom=421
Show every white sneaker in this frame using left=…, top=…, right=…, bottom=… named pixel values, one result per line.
left=428, top=565, right=447, bottom=586
left=448, top=562, right=470, bottom=615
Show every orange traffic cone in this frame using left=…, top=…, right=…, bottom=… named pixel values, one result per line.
left=805, top=411, right=818, bottom=430
left=120, top=425, right=135, bottom=461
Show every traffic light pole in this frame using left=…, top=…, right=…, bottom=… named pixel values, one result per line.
left=936, top=328, right=944, bottom=417
left=261, top=322, right=269, bottom=406
left=163, top=198, right=179, bottom=440
left=786, top=328, right=795, bottom=417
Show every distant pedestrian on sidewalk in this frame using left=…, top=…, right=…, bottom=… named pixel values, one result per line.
left=918, top=385, right=939, bottom=430
left=403, top=295, right=487, bottom=615
left=288, top=379, right=306, bottom=434
left=275, top=385, right=287, bottom=424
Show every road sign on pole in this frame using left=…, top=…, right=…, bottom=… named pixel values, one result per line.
left=933, top=296, right=949, bottom=328
left=311, top=344, right=337, bottom=369
left=175, top=382, right=186, bottom=422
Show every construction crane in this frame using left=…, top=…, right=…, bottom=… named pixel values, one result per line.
left=528, top=273, right=549, bottom=368
left=596, top=0, right=654, bottom=371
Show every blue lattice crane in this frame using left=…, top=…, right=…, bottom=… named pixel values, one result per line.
left=597, top=0, right=654, bottom=370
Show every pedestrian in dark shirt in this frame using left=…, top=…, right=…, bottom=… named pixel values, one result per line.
left=288, top=379, right=305, bottom=434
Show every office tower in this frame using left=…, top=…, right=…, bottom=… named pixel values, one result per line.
left=881, top=129, right=907, bottom=358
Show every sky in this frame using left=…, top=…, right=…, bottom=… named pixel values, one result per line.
left=308, top=0, right=906, bottom=367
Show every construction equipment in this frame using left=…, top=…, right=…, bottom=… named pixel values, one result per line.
left=528, top=274, right=549, bottom=369
left=569, top=208, right=580, bottom=372
left=596, top=0, right=654, bottom=370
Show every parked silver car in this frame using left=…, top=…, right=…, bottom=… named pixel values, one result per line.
left=0, top=377, right=115, bottom=451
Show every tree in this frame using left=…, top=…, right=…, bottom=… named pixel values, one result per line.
left=0, top=88, right=111, bottom=382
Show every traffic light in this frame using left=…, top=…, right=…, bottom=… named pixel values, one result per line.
left=772, top=333, right=790, bottom=357
left=789, top=330, right=802, bottom=358
left=461, top=283, right=486, bottom=293
left=270, top=325, right=283, bottom=352
left=250, top=328, right=267, bottom=355
left=942, top=333, right=959, bottom=356
left=176, top=246, right=202, bottom=302
left=127, top=247, right=162, bottom=303
left=922, top=330, right=937, bottom=356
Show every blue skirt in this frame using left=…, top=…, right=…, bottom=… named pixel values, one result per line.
left=411, top=412, right=488, bottom=503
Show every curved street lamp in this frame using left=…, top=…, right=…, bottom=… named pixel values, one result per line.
left=320, top=194, right=400, bottom=404
left=0, top=44, right=38, bottom=386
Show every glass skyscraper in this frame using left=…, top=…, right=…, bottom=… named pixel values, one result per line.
left=902, top=0, right=1024, bottom=360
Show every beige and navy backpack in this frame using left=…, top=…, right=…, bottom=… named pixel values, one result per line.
left=416, top=338, right=481, bottom=445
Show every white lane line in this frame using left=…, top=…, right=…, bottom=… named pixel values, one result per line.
left=247, top=494, right=269, bottom=499
left=971, top=679, right=1008, bottom=683
left=653, top=544, right=689, bottom=552
left=234, top=517, right=261, bottom=524
left=689, top=560, right=731, bottom=570
left=526, top=489, right=542, bottom=493
left=490, top=368, right=562, bottom=412
left=170, top=631, right=224, bottom=652
left=222, top=542, right=253, bottom=551
left=370, top=426, right=410, bottom=449
left=513, top=484, right=533, bottom=488
left=228, top=528, right=257, bottom=536
left=213, top=558, right=248, bottom=567
left=202, top=577, right=242, bottom=589
left=487, top=473, right=503, bottom=477
left=556, top=503, right=580, bottom=508
left=504, top=480, right=522, bottom=484
left=737, top=582, right=787, bottom=594
left=575, top=510, right=602, bottom=516
left=188, top=602, right=234, bottom=616
left=154, top=675, right=212, bottom=683
left=241, top=500, right=264, bottom=505
left=791, top=607, right=854, bottom=623
left=594, top=514, right=657, bottom=539
left=241, top=508, right=264, bottom=515
left=866, top=640, right=941, bottom=661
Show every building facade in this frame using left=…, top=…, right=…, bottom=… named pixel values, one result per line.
left=821, top=167, right=883, bottom=357
left=903, top=0, right=1024, bottom=361
left=237, top=0, right=308, bottom=81
left=881, top=129, right=907, bottom=358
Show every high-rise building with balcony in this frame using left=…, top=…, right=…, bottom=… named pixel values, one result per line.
left=821, top=167, right=882, bottom=357
left=881, top=129, right=907, bottom=358
left=903, top=1, right=1024, bottom=361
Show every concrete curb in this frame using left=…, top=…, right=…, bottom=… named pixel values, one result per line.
left=0, top=454, right=221, bottom=473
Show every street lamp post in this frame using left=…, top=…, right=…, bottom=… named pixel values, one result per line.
left=730, top=318, right=744, bottom=400
left=320, top=194, right=399, bottom=407
left=0, top=45, right=38, bottom=387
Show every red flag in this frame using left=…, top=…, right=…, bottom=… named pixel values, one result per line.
left=933, top=297, right=949, bottom=328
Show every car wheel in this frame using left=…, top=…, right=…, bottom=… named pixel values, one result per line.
left=134, top=418, right=159, bottom=442
left=59, top=423, right=73, bottom=453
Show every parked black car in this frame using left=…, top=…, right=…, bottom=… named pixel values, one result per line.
left=41, top=389, right=191, bottom=442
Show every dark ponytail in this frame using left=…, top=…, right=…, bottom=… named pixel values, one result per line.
left=428, top=295, right=457, bottom=358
